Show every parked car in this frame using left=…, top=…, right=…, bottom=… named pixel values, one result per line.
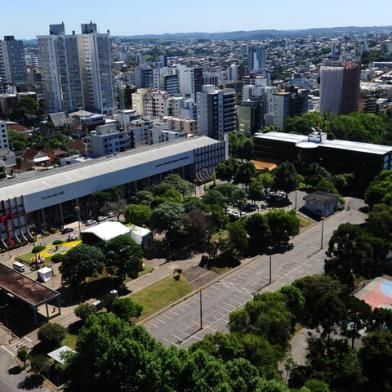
left=84, top=219, right=97, bottom=226
left=61, top=227, right=74, bottom=234
left=97, top=216, right=107, bottom=222
left=68, top=233, right=78, bottom=241
left=243, top=204, right=258, bottom=213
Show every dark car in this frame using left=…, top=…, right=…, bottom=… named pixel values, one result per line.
left=61, top=227, right=74, bottom=234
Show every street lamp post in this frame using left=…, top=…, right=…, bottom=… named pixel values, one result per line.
left=75, top=202, right=81, bottom=237
left=199, top=289, right=203, bottom=330
left=320, top=216, right=325, bottom=250
left=268, top=245, right=273, bottom=284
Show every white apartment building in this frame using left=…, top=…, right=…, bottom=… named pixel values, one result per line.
left=131, top=89, right=169, bottom=118
left=78, top=22, right=115, bottom=114
left=177, top=64, right=203, bottom=101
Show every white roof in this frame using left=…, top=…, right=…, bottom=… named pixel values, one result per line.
left=48, top=346, right=75, bottom=364
left=254, top=131, right=308, bottom=144
left=0, top=136, right=219, bottom=201
left=38, top=267, right=52, bottom=274
left=33, top=156, right=50, bottom=163
left=129, top=225, right=151, bottom=236
left=321, top=139, right=392, bottom=155
left=82, top=221, right=131, bottom=241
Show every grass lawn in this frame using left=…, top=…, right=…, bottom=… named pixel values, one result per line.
left=132, top=275, right=192, bottom=321
left=298, top=215, right=314, bottom=228
left=210, top=266, right=232, bottom=275
left=62, top=333, right=78, bottom=349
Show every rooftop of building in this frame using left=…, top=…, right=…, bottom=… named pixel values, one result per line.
left=0, top=136, right=221, bottom=200
left=0, top=263, right=59, bottom=307
left=255, top=131, right=392, bottom=155
left=254, top=131, right=308, bottom=144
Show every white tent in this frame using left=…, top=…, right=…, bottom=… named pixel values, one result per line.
left=37, top=267, right=53, bottom=282
left=81, top=221, right=131, bottom=242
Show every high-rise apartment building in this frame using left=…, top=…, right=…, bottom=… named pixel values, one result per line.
left=0, top=36, right=27, bottom=85
left=274, top=89, right=308, bottom=130
left=78, top=22, right=114, bottom=114
left=37, top=23, right=84, bottom=113
left=320, top=62, right=360, bottom=116
left=248, top=46, right=266, bottom=74
left=196, top=85, right=236, bottom=140
left=38, top=22, right=114, bottom=114
left=177, top=64, right=203, bottom=101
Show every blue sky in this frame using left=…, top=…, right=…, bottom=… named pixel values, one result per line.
left=2, top=0, right=392, bottom=38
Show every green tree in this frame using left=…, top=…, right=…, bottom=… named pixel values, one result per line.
left=325, top=223, right=374, bottom=290
left=360, top=331, right=392, bottom=392
left=293, top=275, right=343, bottom=328
left=215, top=158, right=240, bottom=182
left=161, top=174, right=194, bottom=196
left=364, top=170, right=392, bottom=208
left=74, top=303, right=96, bottom=324
left=60, top=245, right=105, bottom=288
left=234, top=161, right=257, bottom=187
left=17, top=345, right=29, bottom=368
left=104, top=235, right=144, bottom=279
left=131, top=190, right=154, bottom=206
left=203, top=189, right=227, bottom=208
left=245, top=213, right=271, bottom=251
left=367, top=203, right=392, bottom=242
left=273, top=161, right=299, bottom=197
left=124, top=204, right=152, bottom=226
left=248, top=176, right=265, bottom=205
left=315, top=179, right=338, bottom=194
left=8, top=129, right=29, bottom=151
left=38, top=323, right=67, bottom=349
left=306, top=163, right=332, bottom=189
left=227, top=220, right=249, bottom=255
left=230, top=188, right=248, bottom=213
left=304, top=379, right=330, bottom=392
left=108, top=297, right=143, bottom=322
left=265, top=209, right=299, bottom=247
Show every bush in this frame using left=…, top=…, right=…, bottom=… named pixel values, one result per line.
left=17, top=345, right=29, bottom=365
left=49, top=228, right=57, bottom=234
left=173, top=273, right=180, bottom=281
left=30, top=354, right=51, bottom=375
left=102, top=292, right=117, bottom=309
left=74, top=303, right=95, bottom=323
left=38, top=323, right=66, bottom=349
left=52, top=240, right=63, bottom=245
left=109, top=297, right=142, bottom=321
left=42, top=231, right=50, bottom=237
left=32, top=245, right=45, bottom=254
left=51, top=254, right=64, bottom=263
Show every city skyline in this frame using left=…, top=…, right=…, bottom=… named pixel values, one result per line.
left=2, top=0, right=392, bottom=39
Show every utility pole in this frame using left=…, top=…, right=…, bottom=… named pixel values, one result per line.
left=199, top=289, right=203, bottom=330
left=320, top=217, right=325, bottom=250
left=75, top=200, right=81, bottom=237
left=268, top=245, right=273, bottom=284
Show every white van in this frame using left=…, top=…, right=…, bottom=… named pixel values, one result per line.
left=13, top=261, right=26, bottom=273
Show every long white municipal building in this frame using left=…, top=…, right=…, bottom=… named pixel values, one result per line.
left=0, top=136, right=227, bottom=249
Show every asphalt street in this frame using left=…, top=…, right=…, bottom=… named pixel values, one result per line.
left=144, top=201, right=366, bottom=348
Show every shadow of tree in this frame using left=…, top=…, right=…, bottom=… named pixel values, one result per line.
left=17, top=374, right=44, bottom=390
left=8, top=365, right=23, bottom=375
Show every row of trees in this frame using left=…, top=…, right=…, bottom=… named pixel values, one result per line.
left=63, top=312, right=294, bottom=392
left=285, top=112, right=392, bottom=146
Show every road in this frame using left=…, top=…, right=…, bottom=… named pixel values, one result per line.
left=144, top=200, right=366, bottom=348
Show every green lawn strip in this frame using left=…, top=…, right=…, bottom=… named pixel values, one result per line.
left=210, top=266, right=232, bottom=275
left=62, top=332, right=78, bottom=349
left=298, top=215, right=314, bottom=228
left=132, top=275, right=192, bottom=321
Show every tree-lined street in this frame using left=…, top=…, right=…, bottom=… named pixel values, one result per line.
left=143, top=199, right=366, bottom=347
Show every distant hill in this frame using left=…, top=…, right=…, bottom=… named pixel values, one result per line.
left=115, top=25, right=392, bottom=41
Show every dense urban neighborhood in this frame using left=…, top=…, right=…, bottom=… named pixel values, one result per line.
left=0, top=3, right=392, bottom=391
